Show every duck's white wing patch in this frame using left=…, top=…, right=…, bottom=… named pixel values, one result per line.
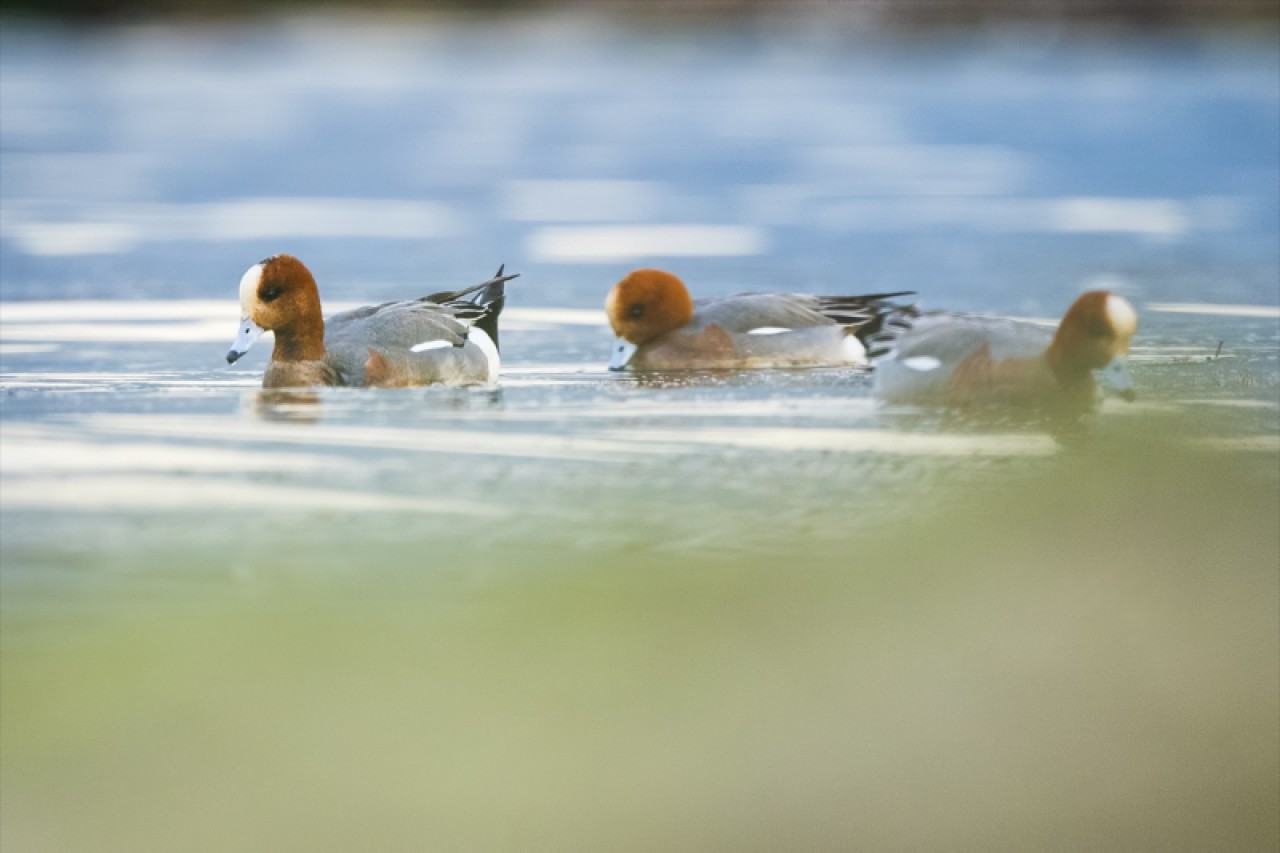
left=901, top=356, right=942, bottom=372
left=746, top=326, right=792, bottom=335
left=410, top=340, right=454, bottom=353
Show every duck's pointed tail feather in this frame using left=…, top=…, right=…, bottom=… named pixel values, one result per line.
left=466, top=266, right=509, bottom=353
left=423, top=266, right=519, bottom=353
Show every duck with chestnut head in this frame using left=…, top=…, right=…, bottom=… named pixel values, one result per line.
left=227, top=254, right=515, bottom=388
left=872, top=290, right=1139, bottom=410
left=604, top=268, right=914, bottom=371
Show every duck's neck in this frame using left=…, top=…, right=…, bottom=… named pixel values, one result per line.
left=272, top=310, right=326, bottom=362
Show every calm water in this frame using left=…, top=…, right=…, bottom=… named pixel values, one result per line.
left=1, top=15, right=1278, bottom=851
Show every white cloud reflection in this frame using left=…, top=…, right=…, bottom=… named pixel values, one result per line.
left=527, top=225, right=768, bottom=263
left=2, top=198, right=461, bottom=256
left=812, top=196, right=1197, bottom=238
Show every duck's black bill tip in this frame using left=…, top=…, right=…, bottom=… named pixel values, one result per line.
left=226, top=350, right=242, bottom=365
left=1120, top=389, right=1137, bottom=403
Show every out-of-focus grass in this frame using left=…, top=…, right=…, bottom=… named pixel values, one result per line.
left=2, top=424, right=1278, bottom=851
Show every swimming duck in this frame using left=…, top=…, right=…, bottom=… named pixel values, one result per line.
left=872, top=290, right=1138, bottom=409
left=604, top=268, right=914, bottom=370
left=226, top=254, right=515, bottom=388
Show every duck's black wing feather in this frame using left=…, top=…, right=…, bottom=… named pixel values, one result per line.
left=813, top=291, right=918, bottom=350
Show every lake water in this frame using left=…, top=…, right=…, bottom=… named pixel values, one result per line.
left=1, top=14, right=1278, bottom=851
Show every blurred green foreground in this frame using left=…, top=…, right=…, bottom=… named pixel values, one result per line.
left=2, top=424, right=1278, bottom=852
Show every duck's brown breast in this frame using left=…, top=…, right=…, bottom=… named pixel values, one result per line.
left=263, top=360, right=342, bottom=388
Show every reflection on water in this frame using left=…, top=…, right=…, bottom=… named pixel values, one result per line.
left=252, top=388, right=324, bottom=422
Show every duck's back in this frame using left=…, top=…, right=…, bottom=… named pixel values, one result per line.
left=668, top=294, right=842, bottom=367
left=693, top=293, right=834, bottom=333
left=874, top=314, right=1056, bottom=404
left=324, top=300, right=490, bottom=386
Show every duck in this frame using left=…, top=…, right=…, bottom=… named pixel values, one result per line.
left=871, top=290, right=1138, bottom=409
left=225, top=254, right=516, bottom=388
left=604, top=268, right=915, bottom=371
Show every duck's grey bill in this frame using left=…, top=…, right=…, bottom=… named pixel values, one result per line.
left=609, top=339, right=638, bottom=371
left=1097, top=355, right=1136, bottom=402
left=227, top=318, right=265, bottom=364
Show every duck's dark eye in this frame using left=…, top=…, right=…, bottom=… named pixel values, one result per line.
left=260, top=285, right=283, bottom=303
left=1087, top=316, right=1109, bottom=338
left=626, top=303, right=645, bottom=321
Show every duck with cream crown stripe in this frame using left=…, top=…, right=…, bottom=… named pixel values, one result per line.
left=604, top=268, right=916, bottom=371
left=226, top=254, right=515, bottom=388
left=871, top=290, right=1138, bottom=410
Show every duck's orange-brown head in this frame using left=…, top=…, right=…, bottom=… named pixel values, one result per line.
left=227, top=254, right=326, bottom=364
left=605, top=269, right=696, bottom=345
left=240, top=255, right=322, bottom=332
left=1047, top=290, right=1139, bottom=399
